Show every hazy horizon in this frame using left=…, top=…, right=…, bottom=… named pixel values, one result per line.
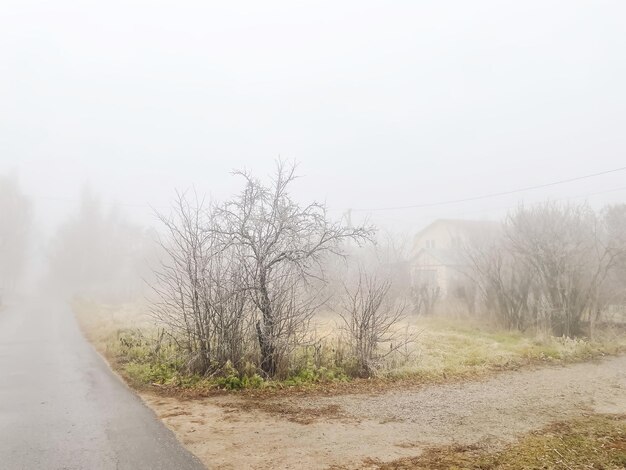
left=3, top=1, right=626, bottom=236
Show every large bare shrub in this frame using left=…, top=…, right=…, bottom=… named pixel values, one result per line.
left=337, top=268, right=410, bottom=377
left=468, top=237, right=538, bottom=330
left=590, top=204, right=626, bottom=327
left=152, top=163, right=373, bottom=378
left=601, top=205, right=626, bottom=300
left=212, top=162, right=373, bottom=377
left=470, top=203, right=625, bottom=337
left=152, top=191, right=249, bottom=374
left=506, top=203, right=608, bottom=336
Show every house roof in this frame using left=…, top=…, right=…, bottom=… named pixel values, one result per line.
left=411, top=219, right=500, bottom=268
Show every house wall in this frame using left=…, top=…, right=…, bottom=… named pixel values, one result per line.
left=410, top=220, right=496, bottom=296
left=412, top=222, right=465, bottom=254
left=411, top=250, right=448, bottom=294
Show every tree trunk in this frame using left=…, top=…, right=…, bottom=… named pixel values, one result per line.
left=256, top=320, right=276, bottom=377
left=256, top=271, right=278, bottom=377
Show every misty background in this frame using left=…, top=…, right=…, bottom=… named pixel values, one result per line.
left=2, top=1, right=626, bottom=293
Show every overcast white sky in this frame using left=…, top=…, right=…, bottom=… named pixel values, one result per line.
left=2, top=0, right=626, bottom=234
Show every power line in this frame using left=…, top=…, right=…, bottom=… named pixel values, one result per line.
left=351, top=165, right=626, bottom=212
left=368, top=185, right=626, bottom=230
left=31, top=165, right=626, bottom=216
left=438, top=185, right=626, bottom=220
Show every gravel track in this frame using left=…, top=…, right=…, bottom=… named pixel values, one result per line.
left=143, top=355, right=626, bottom=469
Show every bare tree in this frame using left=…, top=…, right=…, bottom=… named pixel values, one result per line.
left=152, top=191, right=212, bottom=372
left=151, top=191, right=249, bottom=374
left=213, top=161, right=373, bottom=377
left=0, top=174, right=32, bottom=293
left=469, top=202, right=623, bottom=336
left=505, top=203, right=611, bottom=336
left=588, top=204, right=626, bottom=329
left=467, top=237, right=538, bottom=330
left=47, top=187, right=150, bottom=301
left=203, top=249, right=250, bottom=369
left=601, top=204, right=626, bottom=301
left=337, top=268, right=409, bottom=377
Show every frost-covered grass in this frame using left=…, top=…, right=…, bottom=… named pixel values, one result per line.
left=73, top=299, right=626, bottom=392
left=389, top=316, right=626, bottom=381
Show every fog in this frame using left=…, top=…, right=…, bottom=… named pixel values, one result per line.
left=2, top=1, right=626, bottom=292
left=4, top=3, right=626, bottom=468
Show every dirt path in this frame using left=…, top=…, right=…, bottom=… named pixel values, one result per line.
left=141, top=356, right=626, bottom=469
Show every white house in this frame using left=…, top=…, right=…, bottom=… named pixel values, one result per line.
left=410, top=219, right=498, bottom=296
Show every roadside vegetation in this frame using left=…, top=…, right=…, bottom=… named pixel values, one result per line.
left=373, top=413, right=626, bottom=470
left=73, top=298, right=626, bottom=393
left=70, top=161, right=626, bottom=393
left=66, top=162, right=626, bottom=469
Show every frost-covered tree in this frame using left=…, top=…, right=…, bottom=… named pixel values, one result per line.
left=0, top=174, right=32, bottom=291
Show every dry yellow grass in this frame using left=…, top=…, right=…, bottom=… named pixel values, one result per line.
left=372, top=414, right=626, bottom=470
left=73, top=298, right=154, bottom=360
left=73, top=299, right=626, bottom=392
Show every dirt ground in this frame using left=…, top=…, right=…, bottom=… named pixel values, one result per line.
left=140, top=355, right=626, bottom=469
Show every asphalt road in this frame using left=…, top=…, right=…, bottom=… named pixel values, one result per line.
left=0, top=298, right=206, bottom=470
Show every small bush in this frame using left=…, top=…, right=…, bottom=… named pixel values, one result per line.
left=212, top=361, right=264, bottom=390
left=125, top=362, right=178, bottom=385
left=215, top=373, right=264, bottom=390
left=283, top=366, right=349, bottom=386
left=115, top=328, right=186, bottom=385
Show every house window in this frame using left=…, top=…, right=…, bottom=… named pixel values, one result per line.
left=425, top=240, right=436, bottom=249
